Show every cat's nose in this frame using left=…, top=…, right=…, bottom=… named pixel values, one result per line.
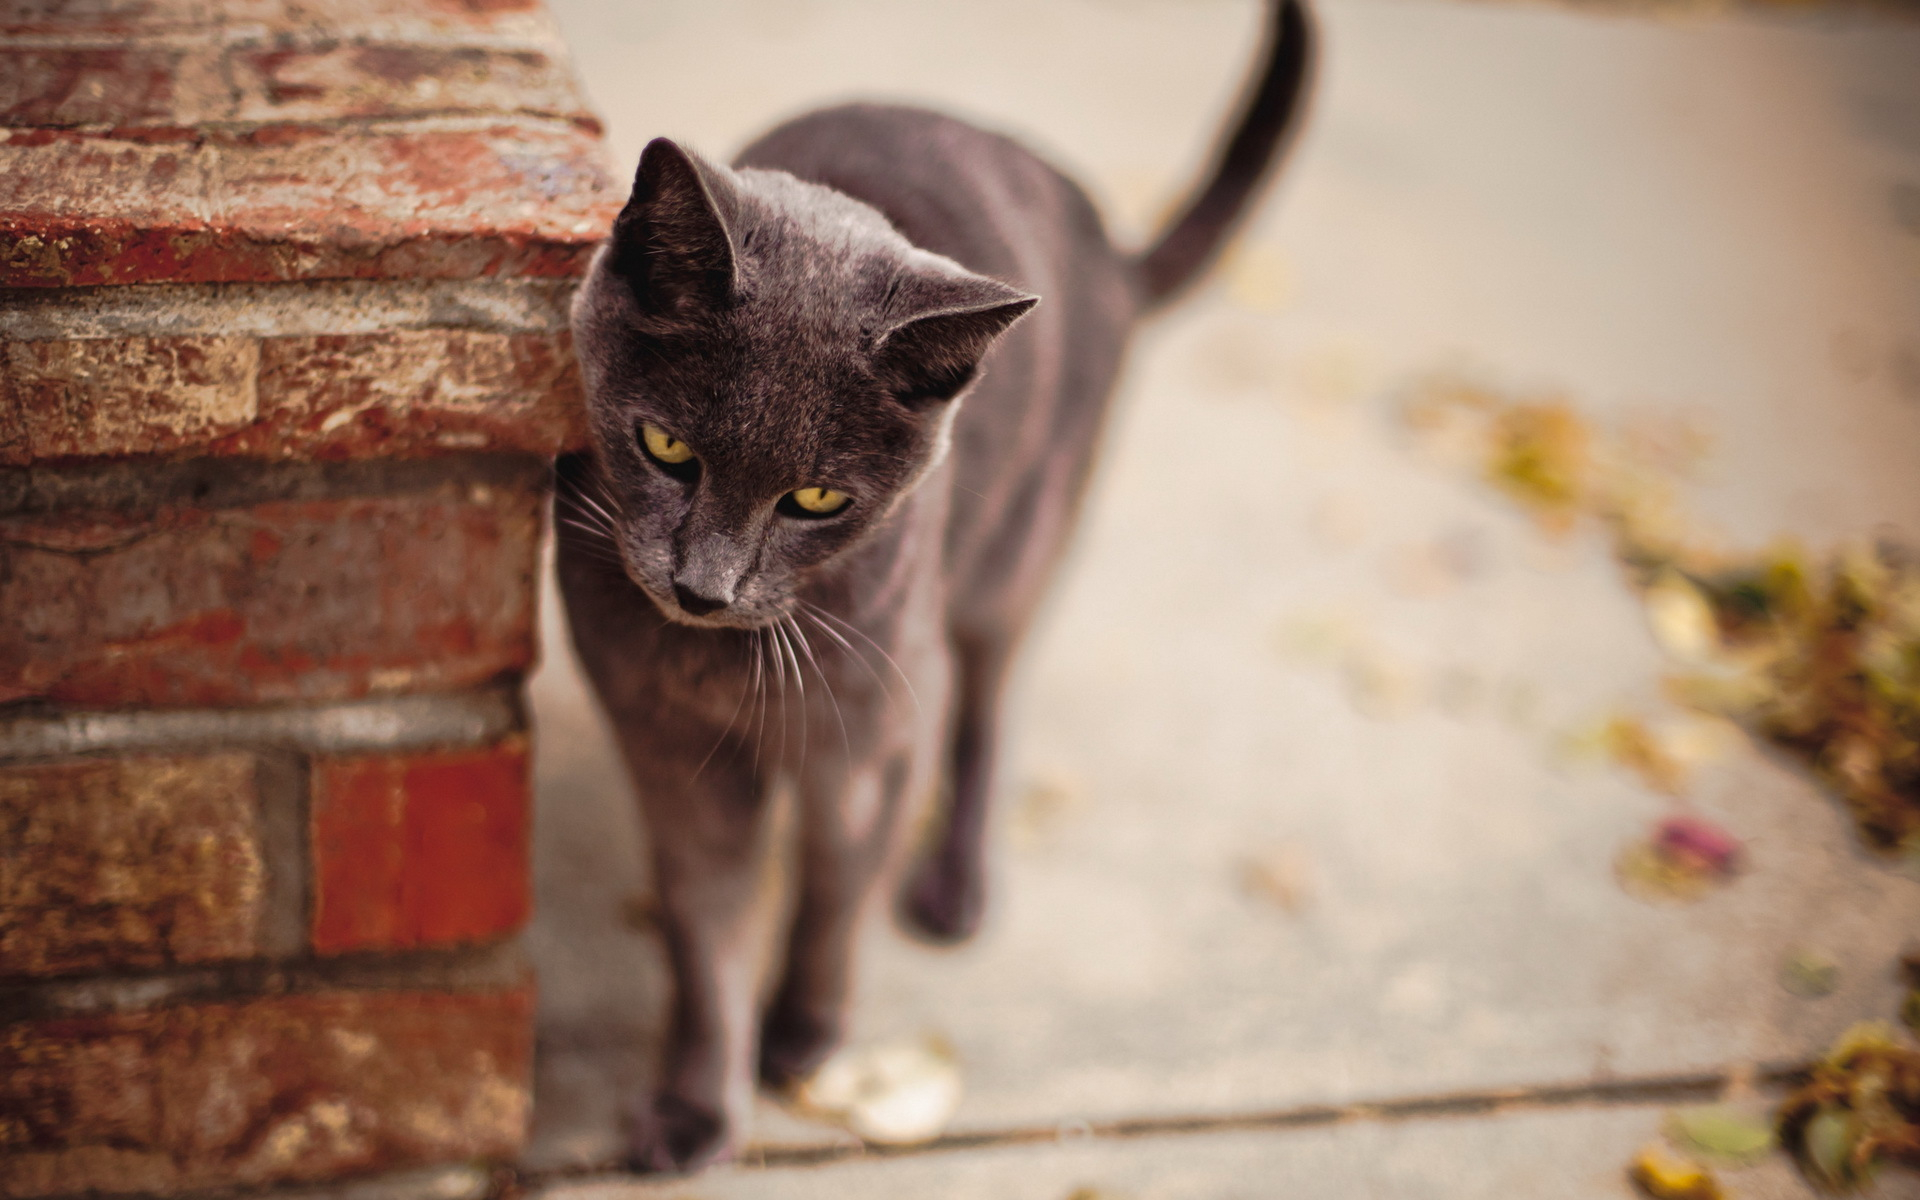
left=672, top=582, right=731, bottom=616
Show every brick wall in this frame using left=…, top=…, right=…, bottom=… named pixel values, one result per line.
left=0, top=0, right=618, bottom=1193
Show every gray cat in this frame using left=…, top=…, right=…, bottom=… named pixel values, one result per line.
left=557, top=0, right=1314, bottom=1171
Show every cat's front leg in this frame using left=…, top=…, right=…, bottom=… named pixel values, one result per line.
left=622, top=748, right=773, bottom=1173
left=759, top=751, right=919, bottom=1089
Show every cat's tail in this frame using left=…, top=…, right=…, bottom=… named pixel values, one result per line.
left=1130, top=0, right=1316, bottom=310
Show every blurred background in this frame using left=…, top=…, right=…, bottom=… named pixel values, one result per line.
left=524, top=1, right=1920, bottom=1194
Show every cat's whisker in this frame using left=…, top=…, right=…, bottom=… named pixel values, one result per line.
left=766, top=616, right=791, bottom=771
left=796, top=605, right=888, bottom=699
left=773, top=619, right=809, bottom=778
left=797, top=601, right=903, bottom=712
left=577, top=480, right=626, bottom=525
left=556, top=519, right=628, bottom=572
left=802, top=600, right=920, bottom=716
left=558, top=514, right=618, bottom=545
left=789, top=615, right=852, bottom=772
left=555, top=494, right=622, bottom=545
left=747, top=628, right=768, bottom=779
left=691, top=630, right=758, bottom=783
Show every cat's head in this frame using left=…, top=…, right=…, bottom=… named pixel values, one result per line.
left=569, top=137, right=1037, bottom=629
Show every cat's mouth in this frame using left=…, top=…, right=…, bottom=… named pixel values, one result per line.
left=641, top=576, right=784, bottom=631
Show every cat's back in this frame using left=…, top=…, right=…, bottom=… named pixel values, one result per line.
left=735, top=103, right=1125, bottom=303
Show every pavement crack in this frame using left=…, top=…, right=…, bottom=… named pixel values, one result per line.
left=512, top=1060, right=1813, bottom=1189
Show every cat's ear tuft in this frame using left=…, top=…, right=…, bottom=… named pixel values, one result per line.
left=873, top=277, right=1038, bottom=409
left=609, top=137, right=739, bottom=328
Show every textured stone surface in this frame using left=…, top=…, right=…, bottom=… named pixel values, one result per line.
left=0, top=486, right=540, bottom=708
left=0, top=754, right=265, bottom=978
left=310, top=737, right=531, bottom=954
left=0, top=986, right=533, bottom=1196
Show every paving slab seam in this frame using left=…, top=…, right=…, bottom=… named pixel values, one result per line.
left=510, top=1062, right=1813, bottom=1187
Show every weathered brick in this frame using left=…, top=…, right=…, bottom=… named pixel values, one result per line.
left=0, top=0, right=213, bottom=39
left=0, top=122, right=618, bottom=288
left=0, top=329, right=585, bottom=465
left=0, top=986, right=533, bottom=1196
left=310, top=737, right=529, bottom=954
left=0, top=335, right=261, bottom=462
left=228, top=44, right=594, bottom=127
left=0, top=754, right=265, bottom=978
left=0, top=47, right=210, bottom=128
left=214, top=0, right=553, bottom=40
left=0, top=488, right=539, bottom=708
left=0, top=43, right=592, bottom=133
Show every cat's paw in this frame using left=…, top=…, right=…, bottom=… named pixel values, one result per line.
left=898, top=854, right=985, bottom=944
left=758, top=1000, right=842, bottom=1090
left=626, top=1091, right=733, bottom=1175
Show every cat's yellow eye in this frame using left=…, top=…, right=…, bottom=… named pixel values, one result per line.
left=640, top=423, right=694, bottom=464
left=788, top=486, right=850, bottom=515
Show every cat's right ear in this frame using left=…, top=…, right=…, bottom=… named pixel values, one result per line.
left=608, top=138, right=738, bottom=328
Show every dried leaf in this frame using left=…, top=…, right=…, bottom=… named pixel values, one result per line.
left=1645, top=571, right=1721, bottom=664
left=1599, top=714, right=1690, bottom=796
left=797, top=1034, right=963, bottom=1146
left=1629, top=1143, right=1724, bottom=1200
left=1666, top=1105, right=1777, bottom=1165
left=1616, top=816, right=1742, bottom=903
left=1780, top=950, right=1840, bottom=999
left=1408, top=376, right=1920, bottom=862
left=1779, top=1020, right=1920, bottom=1192
left=1485, top=401, right=1592, bottom=534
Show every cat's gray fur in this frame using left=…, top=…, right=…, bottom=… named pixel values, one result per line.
left=558, top=0, right=1313, bottom=1171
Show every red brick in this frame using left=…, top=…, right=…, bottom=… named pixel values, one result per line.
left=310, top=737, right=529, bottom=954
left=0, top=986, right=532, bottom=1195
left=0, top=335, right=261, bottom=463
left=0, top=44, right=592, bottom=133
left=0, top=47, right=198, bottom=128
left=0, top=329, right=587, bottom=466
left=0, top=755, right=265, bottom=978
left=0, top=123, right=618, bottom=288
left=1, top=0, right=557, bottom=59
left=0, top=0, right=214, bottom=39
left=0, top=489, right=539, bottom=708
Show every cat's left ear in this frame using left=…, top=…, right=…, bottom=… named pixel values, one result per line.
left=608, top=137, right=740, bottom=328
left=873, top=276, right=1038, bottom=409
